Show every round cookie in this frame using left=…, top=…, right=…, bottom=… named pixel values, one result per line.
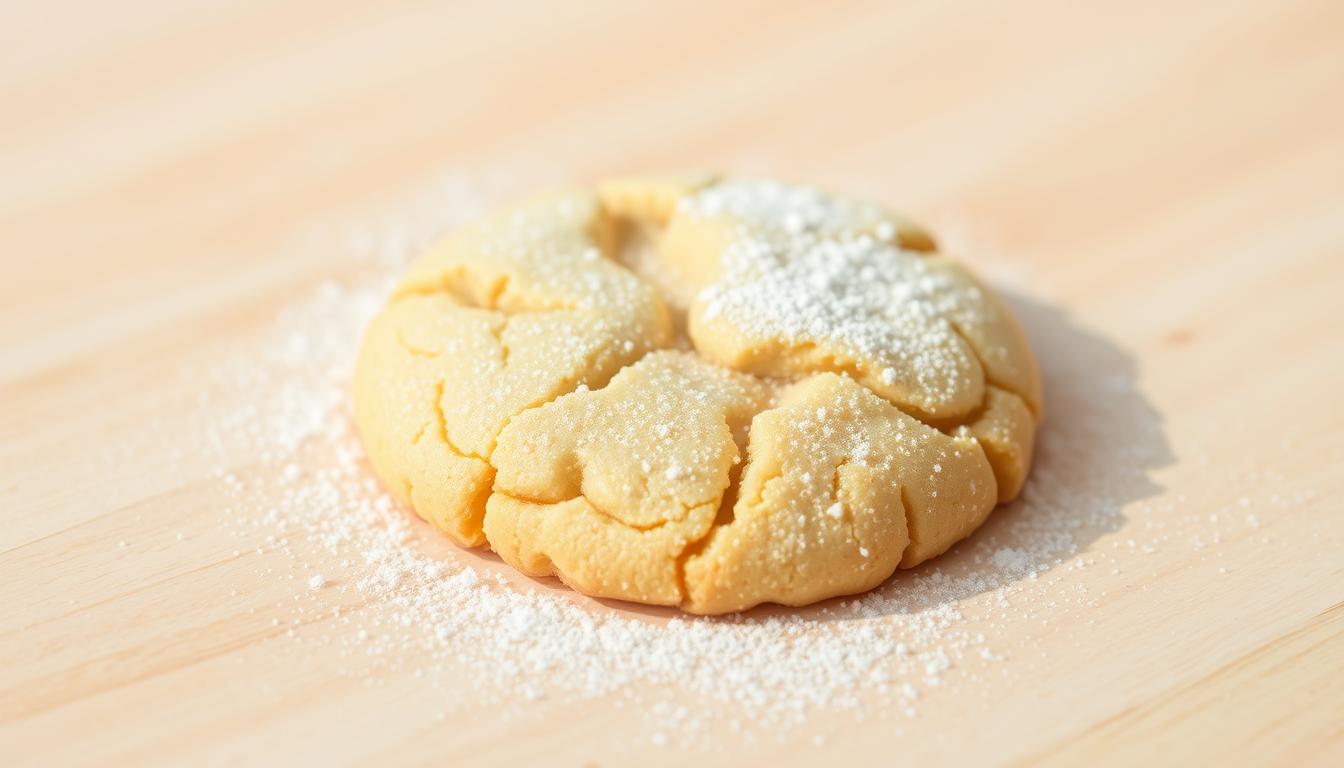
left=353, top=175, right=1040, bottom=614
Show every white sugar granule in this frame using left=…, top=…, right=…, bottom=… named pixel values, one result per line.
left=174, top=173, right=1207, bottom=745
left=991, top=547, right=1031, bottom=575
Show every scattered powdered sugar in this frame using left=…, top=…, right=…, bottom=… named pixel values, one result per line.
left=991, top=547, right=1031, bottom=575
left=214, top=307, right=1006, bottom=724
left=177, top=173, right=1286, bottom=747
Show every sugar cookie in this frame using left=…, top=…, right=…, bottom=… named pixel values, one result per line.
left=353, top=176, right=1040, bottom=613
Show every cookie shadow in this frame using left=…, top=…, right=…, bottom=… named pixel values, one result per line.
left=764, top=289, right=1176, bottom=622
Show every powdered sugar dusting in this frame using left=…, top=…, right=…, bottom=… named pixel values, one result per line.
left=184, top=173, right=1203, bottom=747
left=699, top=236, right=977, bottom=413
left=684, top=179, right=1004, bottom=419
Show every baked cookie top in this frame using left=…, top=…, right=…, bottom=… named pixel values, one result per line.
left=353, top=174, right=1040, bottom=614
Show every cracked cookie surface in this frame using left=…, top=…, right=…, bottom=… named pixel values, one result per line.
left=354, top=175, right=1041, bottom=613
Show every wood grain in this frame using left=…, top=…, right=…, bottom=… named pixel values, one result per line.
left=2, top=0, right=1343, bottom=765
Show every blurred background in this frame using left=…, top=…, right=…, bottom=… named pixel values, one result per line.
left=5, top=0, right=1341, bottom=376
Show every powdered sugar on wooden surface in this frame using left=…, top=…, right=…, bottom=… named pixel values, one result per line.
left=176, top=174, right=1312, bottom=749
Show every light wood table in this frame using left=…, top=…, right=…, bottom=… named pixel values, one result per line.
left=3, top=1, right=1342, bottom=765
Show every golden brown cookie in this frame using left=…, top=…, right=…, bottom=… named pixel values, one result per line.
left=354, top=176, right=1040, bottom=613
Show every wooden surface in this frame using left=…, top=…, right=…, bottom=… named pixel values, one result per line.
left=3, top=1, right=1343, bottom=765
